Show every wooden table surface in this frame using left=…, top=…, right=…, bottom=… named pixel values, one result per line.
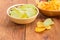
left=0, top=0, right=60, bottom=40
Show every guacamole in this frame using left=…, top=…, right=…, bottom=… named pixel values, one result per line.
left=9, top=4, right=37, bottom=18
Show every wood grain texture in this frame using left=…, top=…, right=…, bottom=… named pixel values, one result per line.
left=0, top=0, right=26, bottom=40
left=0, top=0, right=60, bottom=40
left=26, top=15, right=60, bottom=40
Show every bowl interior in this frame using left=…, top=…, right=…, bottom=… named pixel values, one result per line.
left=7, top=4, right=39, bottom=20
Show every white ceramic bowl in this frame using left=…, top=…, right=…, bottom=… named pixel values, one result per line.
left=7, top=4, right=39, bottom=24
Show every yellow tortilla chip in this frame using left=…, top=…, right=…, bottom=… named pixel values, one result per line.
left=37, top=21, right=44, bottom=27
left=35, top=27, right=46, bottom=32
left=35, top=18, right=54, bottom=33
left=45, top=26, right=51, bottom=30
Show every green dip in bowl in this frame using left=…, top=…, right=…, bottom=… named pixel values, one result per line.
left=7, top=4, right=39, bottom=24
left=9, top=4, right=37, bottom=19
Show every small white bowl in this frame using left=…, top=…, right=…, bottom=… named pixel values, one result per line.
left=7, top=4, right=39, bottom=24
